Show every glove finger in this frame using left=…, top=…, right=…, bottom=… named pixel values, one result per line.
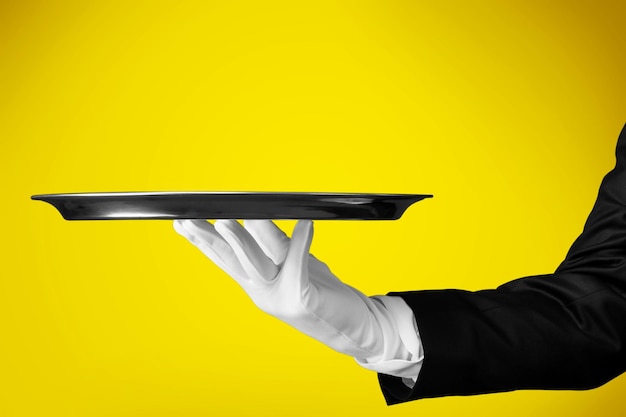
left=280, top=220, right=314, bottom=290
left=173, top=219, right=248, bottom=283
left=214, top=220, right=279, bottom=283
left=243, top=220, right=290, bottom=264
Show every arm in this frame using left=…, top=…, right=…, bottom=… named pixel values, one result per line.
left=380, top=123, right=626, bottom=404
left=173, top=123, right=626, bottom=405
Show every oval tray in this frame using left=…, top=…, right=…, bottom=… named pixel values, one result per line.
left=31, top=192, right=432, bottom=220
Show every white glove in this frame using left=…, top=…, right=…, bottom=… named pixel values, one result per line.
left=173, top=219, right=404, bottom=361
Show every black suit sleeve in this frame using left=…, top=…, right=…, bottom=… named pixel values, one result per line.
left=379, top=124, right=626, bottom=405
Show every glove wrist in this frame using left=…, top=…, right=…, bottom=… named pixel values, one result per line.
left=355, top=295, right=424, bottom=379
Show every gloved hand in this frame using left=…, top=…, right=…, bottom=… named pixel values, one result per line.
left=173, top=219, right=400, bottom=360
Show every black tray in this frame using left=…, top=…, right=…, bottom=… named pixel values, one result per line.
left=31, top=192, right=432, bottom=220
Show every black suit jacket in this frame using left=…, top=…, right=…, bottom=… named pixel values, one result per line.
left=379, top=124, right=626, bottom=405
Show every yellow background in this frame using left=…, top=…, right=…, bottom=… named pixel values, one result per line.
left=2, top=1, right=626, bottom=415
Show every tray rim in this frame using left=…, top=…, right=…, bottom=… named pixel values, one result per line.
left=32, top=191, right=433, bottom=199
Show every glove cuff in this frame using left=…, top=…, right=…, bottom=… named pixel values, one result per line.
left=355, top=295, right=424, bottom=380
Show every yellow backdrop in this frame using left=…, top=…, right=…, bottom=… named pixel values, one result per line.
left=2, top=1, right=626, bottom=415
